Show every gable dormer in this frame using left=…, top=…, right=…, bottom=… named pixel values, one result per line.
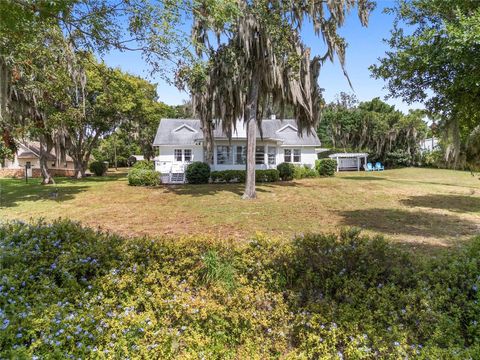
left=276, top=124, right=298, bottom=133
left=173, top=123, right=197, bottom=134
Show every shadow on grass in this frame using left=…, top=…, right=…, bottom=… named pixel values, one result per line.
left=0, top=175, right=121, bottom=208
left=161, top=181, right=297, bottom=197
left=341, top=176, right=384, bottom=181
left=339, top=208, right=479, bottom=240
left=401, top=194, right=480, bottom=213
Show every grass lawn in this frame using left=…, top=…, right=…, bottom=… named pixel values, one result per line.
left=1, top=167, right=479, bottom=249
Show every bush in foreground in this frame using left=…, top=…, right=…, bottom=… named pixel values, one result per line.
left=316, top=158, right=336, bottom=176
left=127, top=168, right=160, bottom=186
left=185, top=162, right=211, bottom=184
left=88, top=161, right=108, bottom=176
left=1, top=220, right=479, bottom=358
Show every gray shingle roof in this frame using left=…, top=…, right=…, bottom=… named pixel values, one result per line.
left=17, top=142, right=74, bottom=162
left=153, top=119, right=321, bottom=146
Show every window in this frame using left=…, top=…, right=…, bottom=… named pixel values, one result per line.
left=174, top=149, right=183, bottom=162
left=184, top=149, right=192, bottom=162
left=217, top=146, right=233, bottom=165
left=293, top=149, right=301, bottom=163
left=267, top=147, right=276, bottom=165
left=236, top=146, right=246, bottom=165
left=284, top=148, right=301, bottom=163
left=255, top=146, right=265, bottom=165
left=51, top=162, right=56, bottom=167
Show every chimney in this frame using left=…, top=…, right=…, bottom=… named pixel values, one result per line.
left=270, top=114, right=276, bottom=120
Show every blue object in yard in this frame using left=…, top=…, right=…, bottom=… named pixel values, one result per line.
left=364, top=162, right=375, bottom=172
left=375, top=162, right=385, bottom=171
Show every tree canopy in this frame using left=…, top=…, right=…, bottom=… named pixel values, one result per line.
left=318, top=93, right=428, bottom=166
left=181, top=0, right=373, bottom=198
left=370, top=0, right=480, bottom=168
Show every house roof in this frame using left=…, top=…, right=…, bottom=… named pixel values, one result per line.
left=17, top=142, right=73, bottom=162
left=153, top=119, right=321, bottom=147
left=328, top=153, right=368, bottom=158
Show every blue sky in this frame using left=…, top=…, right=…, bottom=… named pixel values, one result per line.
left=102, top=1, right=422, bottom=113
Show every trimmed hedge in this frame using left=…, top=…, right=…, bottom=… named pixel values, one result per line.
left=255, top=169, right=279, bottom=182
left=277, top=162, right=295, bottom=181
left=127, top=168, right=160, bottom=186
left=211, top=170, right=246, bottom=183
left=316, top=158, right=336, bottom=176
left=293, top=165, right=318, bottom=179
left=210, top=169, right=279, bottom=183
left=1, top=220, right=480, bottom=358
left=88, top=161, right=108, bottom=176
left=185, top=162, right=211, bottom=184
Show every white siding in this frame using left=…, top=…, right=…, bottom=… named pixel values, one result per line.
left=155, top=143, right=318, bottom=172
left=155, top=145, right=203, bottom=173
left=279, top=146, right=317, bottom=168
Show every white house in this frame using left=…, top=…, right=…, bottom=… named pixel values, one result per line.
left=0, top=141, right=75, bottom=178
left=153, top=118, right=321, bottom=183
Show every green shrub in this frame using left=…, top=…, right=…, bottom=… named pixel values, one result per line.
left=185, top=162, right=211, bottom=184
left=127, top=168, right=160, bottom=186
left=421, top=149, right=444, bottom=168
left=316, top=158, right=336, bottom=176
left=255, top=169, right=279, bottom=182
left=385, top=150, right=412, bottom=168
left=88, top=161, right=108, bottom=176
left=277, top=162, right=295, bottom=181
left=1, top=219, right=479, bottom=359
left=293, top=165, right=318, bottom=179
left=211, top=170, right=246, bottom=183
left=132, top=160, right=154, bottom=170
left=116, top=156, right=128, bottom=168
left=210, top=169, right=279, bottom=183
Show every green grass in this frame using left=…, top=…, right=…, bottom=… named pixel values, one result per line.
left=1, top=167, right=479, bottom=248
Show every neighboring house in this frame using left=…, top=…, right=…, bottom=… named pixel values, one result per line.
left=153, top=118, right=321, bottom=183
left=420, top=137, right=439, bottom=152
left=0, top=142, right=75, bottom=178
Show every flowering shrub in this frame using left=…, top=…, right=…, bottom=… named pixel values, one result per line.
left=1, top=220, right=479, bottom=358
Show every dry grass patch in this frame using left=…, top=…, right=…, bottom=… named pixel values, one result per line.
left=1, top=168, right=479, bottom=248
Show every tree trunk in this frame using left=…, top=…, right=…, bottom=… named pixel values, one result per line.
left=203, top=119, right=214, bottom=165
left=73, top=156, right=87, bottom=179
left=39, top=138, right=55, bottom=185
left=242, top=70, right=260, bottom=200
left=0, top=57, right=8, bottom=126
